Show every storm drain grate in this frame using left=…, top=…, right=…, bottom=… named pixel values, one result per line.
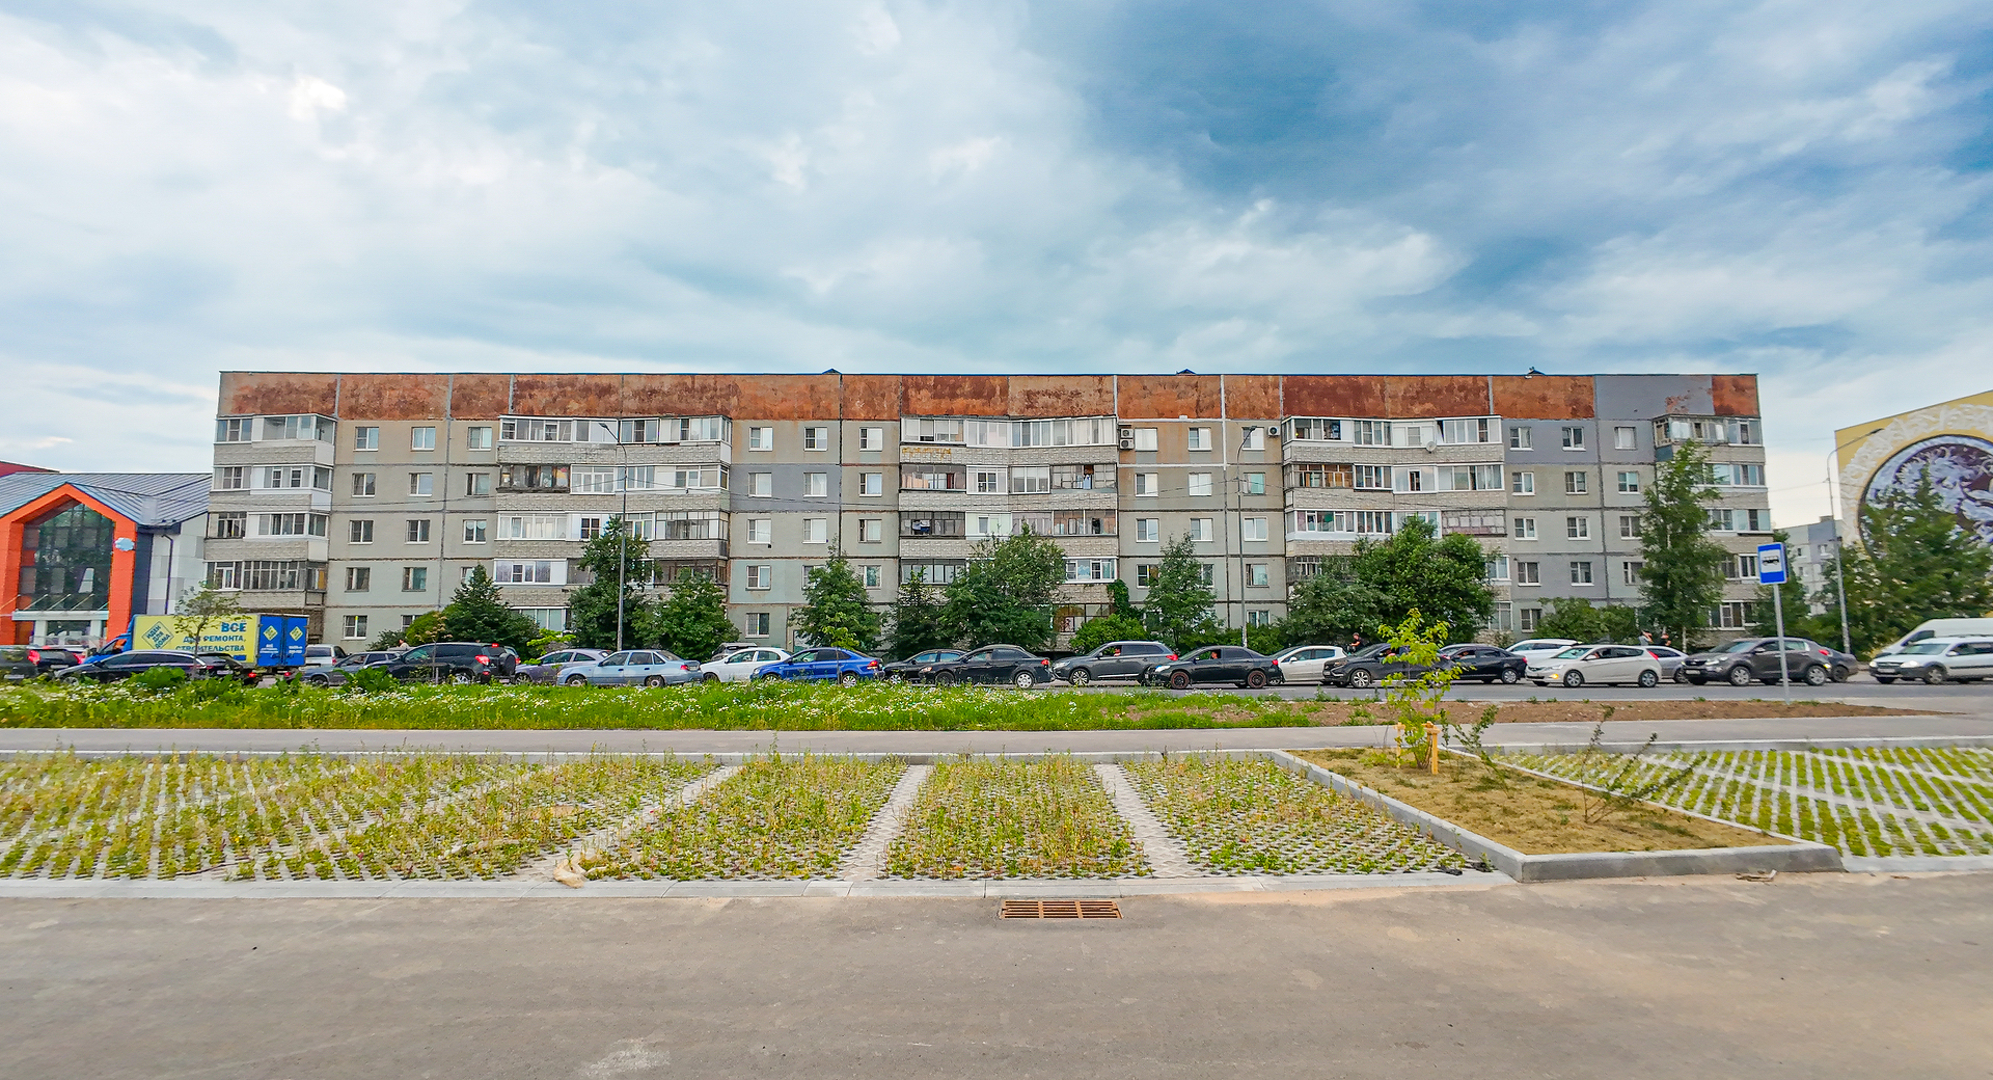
left=1000, top=899, right=1121, bottom=920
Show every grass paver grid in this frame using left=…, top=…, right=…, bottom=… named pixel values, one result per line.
left=1123, top=758, right=1465, bottom=875
left=587, top=756, right=902, bottom=881
left=1502, top=748, right=1993, bottom=859
left=882, top=757, right=1147, bottom=879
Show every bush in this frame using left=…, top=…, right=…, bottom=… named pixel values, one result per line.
left=343, top=666, right=398, bottom=695
left=131, top=666, right=188, bottom=692
left=1069, top=614, right=1148, bottom=655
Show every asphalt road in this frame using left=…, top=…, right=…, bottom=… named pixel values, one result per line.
left=1, top=873, right=1985, bottom=1079
left=1109, top=674, right=1993, bottom=709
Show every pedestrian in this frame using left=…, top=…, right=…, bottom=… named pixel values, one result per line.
left=1639, top=629, right=1652, bottom=646
left=1350, top=631, right=1363, bottom=651
left=1659, top=630, right=1671, bottom=649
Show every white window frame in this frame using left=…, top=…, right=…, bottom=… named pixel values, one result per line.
left=748, top=426, right=774, bottom=451
left=1133, top=428, right=1159, bottom=452
left=412, top=426, right=437, bottom=452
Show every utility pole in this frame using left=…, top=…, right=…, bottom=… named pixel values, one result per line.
left=597, top=422, right=632, bottom=653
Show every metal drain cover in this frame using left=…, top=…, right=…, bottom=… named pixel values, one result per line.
left=1000, top=899, right=1121, bottom=920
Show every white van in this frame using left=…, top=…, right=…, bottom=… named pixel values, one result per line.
left=1874, top=619, right=1993, bottom=658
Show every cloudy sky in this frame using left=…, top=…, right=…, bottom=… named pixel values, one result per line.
left=4, top=0, right=1991, bottom=525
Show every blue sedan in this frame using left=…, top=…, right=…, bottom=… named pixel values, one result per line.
left=558, top=650, right=701, bottom=687
left=752, top=647, right=883, bottom=686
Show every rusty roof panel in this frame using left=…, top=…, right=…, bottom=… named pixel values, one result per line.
left=1224, top=375, right=1281, bottom=418
left=219, top=373, right=340, bottom=417
left=1491, top=375, right=1595, bottom=419
left=338, top=373, right=450, bottom=421
left=1710, top=375, right=1759, bottom=416
left=450, top=374, right=512, bottom=419
left=736, top=373, right=842, bottom=419
left=621, top=374, right=742, bottom=417
left=1282, top=376, right=1387, bottom=418
left=511, top=374, right=621, bottom=416
left=1117, top=374, right=1224, bottom=418
left=1384, top=375, right=1491, bottom=418
left=1010, top=375, right=1114, bottom=418
left=902, top=375, right=1009, bottom=417
left=840, top=374, right=902, bottom=420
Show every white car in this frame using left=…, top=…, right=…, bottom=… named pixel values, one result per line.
left=1508, top=638, right=1580, bottom=660
left=1527, top=645, right=1663, bottom=689
left=1269, top=645, right=1346, bottom=684
left=701, top=646, right=791, bottom=683
left=1870, top=638, right=1993, bottom=684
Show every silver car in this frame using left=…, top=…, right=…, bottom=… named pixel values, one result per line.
left=557, top=650, right=701, bottom=687
left=1645, top=646, right=1689, bottom=682
left=515, top=648, right=608, bottom=685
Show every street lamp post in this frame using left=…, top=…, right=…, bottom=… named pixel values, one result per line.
left=596, top=422, right=632, bottom=653
left=1824, top=427, right=1884, bottom=657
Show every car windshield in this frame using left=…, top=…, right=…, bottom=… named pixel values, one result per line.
left=1715, top=640, right=1758, bottom=653
left=1553, top=647, right=1589, bottom=659
left=1903, top=642, right=1950, bottom=655
left=1349, top=644, right=1390, bottom=659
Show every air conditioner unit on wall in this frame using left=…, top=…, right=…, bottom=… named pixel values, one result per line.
left=1118, top=426, right=1136, bottom=451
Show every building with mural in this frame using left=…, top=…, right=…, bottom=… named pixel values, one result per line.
left=1835, top=388, right=1993, bottom=555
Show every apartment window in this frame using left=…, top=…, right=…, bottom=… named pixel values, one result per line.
left=1197, top=563, right=1215, bottom=585
left=213, top=466, right=246, bottom=491
left=465, top=472, right=491, bottom=497
left=749, top=473, right=772, bottom=497
left=349, top=519, right=374, bottom=544
left=463, top=520, right=488, bottom=544
left=1242, top=517, right=1268, bottom=542
left=578, top=517, right=603, bottom=541
left=1560, top=426, right=1585, bottom=449
left=1188, top=518, right=1214, bottom=542
left=1247, top=563, right=1270, bottom=587
left=1509, top=425, right=1532, bottom=450
left=1570, top=560, right=1594, bottom=585
left=1716, top=601, right=1758, bottom=629
left=747, top=426, right=773, bottom=451
left=412, top=427, right=436, bottom=451
left=352, top=472, right=376, bottom=497
left=803, top=426, right=829, bottom=451
left=402, top=473, right=432, bottom=497
left=209, top=512, right=247, bottom=540
left=863, top=565, right=882, bottom=588
left=747, top=519, right=771, bottom=544
left=206, top=561, right=240, bottom=589
left=1289, top=418, right=1342, bottom=441
left=1187, top=427, right=1211, bottom=452
left=406, top=519, right=432, bottom=543
left=1241, top=427, right=1265, bottom=451
left=805, top=472, right=828, bottom=498
left=1617, top=470, right=1640, bottom=493
left=1730, top=419, right=1761, bottom=446
left=859, top=518, right=883, bottom=543
left=803, top=519, right=828, bottom=544
left=460, top=565, right=477, bottom=584
left=1518, top=607, right=1541, bottom=632
left=1623, top=560, right=1644, bottom=585
left=1064, top=558, right=1117, bottom=583
left=262, top=466, right=303, bottom=490
left=1243, top=472, right=1266, bottom=495
left=1708, top=508, right=1735, bottom=531
left=1137, top=518, right=1159, bottom=543
left=215, top=418, right=250, bottom=442
left=354, top=426, right=379, bottom=451
left=1135, top=564, right=1159, bottom=587
left=1613, top=426, right=1636, bottom=451
left=859, top=426, right=885, bottom=451
left=1353, top=420, right=1389, bottom=446
left=255, top=513, right=328, bottom=537
left=342, top=615, right=368, bottom=639
left=1485, top=556, right=1510, bottom=582
left=1133, top=428, right=1159, bottom=452
left=746, top=565, right=772, bottom=590
left=1135, top=473, right=1160, bottom=497
left=1515, top=561, right=1541, bottom=585
left=743, top=612, right=771, bottom=637
left=401, top=566, right=428, bottom=592
left=1564, top=471, right=1588, bottom=494
left=1566, top=516, right=1590, bottom=540
left=1513, top=517, right=1537, bottom=540
left=1354, top=465, right=1389, bottom=490
left=1052, top=463, right=1117, bottom=491
left=1619, top=514, right=1642, bottom=539
left=1439, top=418, right=1492, bottom=444
left=1187, top=473, right=1213, bottom=497
left=1509, top=470, right=1534, bottom=496
left=966, top=467, right=1001, bottom=495
left=861, top=472, right=883, bottom=497
left=494, top=560, right=559, bottom=585
left=1745, top=508, right=1768, bottom=531
left=1012, top=466, right=1052, bottom=494
left=344, top=566, right=371, bottom=592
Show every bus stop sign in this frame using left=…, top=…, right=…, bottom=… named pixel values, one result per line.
left=1757, top=542, right=1787, bottom=586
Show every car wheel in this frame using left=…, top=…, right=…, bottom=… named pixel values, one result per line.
left=1563, top=670, right=1585, bottom=689
left=1874, top=676, right=1895, bottom=684
left=934, top=672, right=957, bottom=687
left=1924, top=666, right=1947, bottom=686
left=1500, top=669, right=1521, bottom=685
left=1726, top=665, right=1753, bottom=687
left=1637, top=670, right=1659, bottom=688
left=1349, top=669, right=1374, bottom=690
left=305, top=674, right=329, bottom=688
left=565, top=675, right=589, bottom=687
left=1672, top=670, right=1688, bottom=684
left=644, top=675, right=665, bottom=688
left=1168, top=671, right=1192, bottom=691
left=1802, top=664, right=1828, bottom=687
left=839, top=671, right=861, bottom=688
left=1012, top=670, right=1036, bottom=690
left=703, top=673, right=719, bottom=683
left=1069, top=668, right=1092, bottom=687
left=447, top=671, right=473, bottom=685
left=1832, top=665, right=1850, bottom=682
left=1244, top=669, right=1268, bottom=689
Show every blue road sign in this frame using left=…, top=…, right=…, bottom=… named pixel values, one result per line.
left=1757, top=542, right=1787, bottom=586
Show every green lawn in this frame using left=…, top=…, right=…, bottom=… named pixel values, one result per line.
left=0, top=680, right=1312, bottom=731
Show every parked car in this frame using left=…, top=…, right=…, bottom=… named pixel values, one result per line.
left=702, top=646, right=791, bottom=683
left=194, top=653, right=262, bottom=685
left=919, top=645, right=1053, bottom=689
left=1680, top=638, right=1829, bottom=687
left=55, top=650, right=207, bottom=683
left=1139, top=646, right=1284, bottom=690
left=1527, top=645, right=1664, bottom=688
left=1323, top=644, right=1431, bottom=690
left=0, top=645, right=80, bottom=680
left=1266, top=645, right=1347, bottom=685
left=881, top=649, right=963, bottom=683
left=1870, top=638, right=1993, bottom=684
left=751, top=647, right=883, bottom=686
left=1802, top=640, right=1861, bottom=682
left=375, top=642, right=520, bottom=684
left=292, top=650, right=405, bottom=688
left=301, top=643, right=348, bottom=669
left=1873, top=618, right=1993, bottom=658
left=512, top=648, right=607, bottom=685
left=1050, top=641, right=1176, bottom=686
left=1505, top=638, right=1581, bottom=660
left=1436, top=644, right=1527, bottom=684
left=1643, top=645, right=1690, bottom=682
left=557, top=649, right=700, bottom=687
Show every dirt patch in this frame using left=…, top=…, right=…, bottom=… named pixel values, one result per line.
left=1279, top=698, right=1928, bottom=726
left=1292, top=749, right=1788, bottom=855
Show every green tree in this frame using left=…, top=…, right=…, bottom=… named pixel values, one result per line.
left=939, top=530, right=1066, bottom=649
left=1279, top=557, right=1388, bottom=648
left=1638, top=439, right=1728, bottom=648
left=1536, top=598, right=1641, bottom=643
left=1140, top=534, right=1219, bottom=650
left=1350, top=516, right=1494, bottom=643
left=442, top=565, right=539, bottom=652
left=887, top=569, right=949, bottom=659
left=567, top=516, right=652, bottom=650
left=171, top=583, right=245, bottom=651
left=1069, top=613, right=1149, bottom=655
left=1824, top=469, right=1993, bottom=654
left=1105, top=579, right=1141, bottom=620
left=647, top=569, right=737, bottom=660
left=794, top=552, right=881, bottom=652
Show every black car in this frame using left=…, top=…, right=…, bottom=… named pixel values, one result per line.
left=1050, top=640, right=1176, bottom=685
left=374, top=642, right=519, bottom=684
left=1680, top=637, right=1830, bottom=687
left=195, top=653, right=262, bottom=685
left=1323, top=644, right=1432, bottom=690
left=882, top=649, right=964, bottom=683
left=55, top=650, right=207, bottom=683
left=921, top=645, right=1053, bottom=689
left=0, top=645, right=80, bottom=680
left=1139, top=646, right=1284, bottom=690
left=1437, top=644, right=1527, bottom=684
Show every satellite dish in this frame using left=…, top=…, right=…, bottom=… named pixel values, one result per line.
left=114, top=538, right=136, bottom=552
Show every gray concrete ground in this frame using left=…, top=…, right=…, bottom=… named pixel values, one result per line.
left=0, top=873, right=1985, bottom=1079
